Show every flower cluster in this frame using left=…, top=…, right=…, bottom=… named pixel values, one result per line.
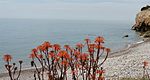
left=143, top=61, right=150, bottom=79
left=3, top=54, right=23, bottom=80
left=29, top=36, right=110, bottom=80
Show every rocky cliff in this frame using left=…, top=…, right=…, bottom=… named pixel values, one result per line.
left=132, top=5, right=150, bottom=37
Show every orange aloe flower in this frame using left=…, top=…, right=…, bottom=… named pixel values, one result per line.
left=64, top=52, right=70, bottom=59
left=32, top=48, right=37, bottom=53
left=37, top=45, right=44, bottom=51
left=61, top=60, right=69, bottom=66
left=54, top=57, right=60, bottom=62
left=88, top=48, right=95, bottom=53
left=74, top=51, right=81, bottom=57
left=42, top=41, right=52, bottom=50
left=84, top=38, right=91, bottom=44
left=64, top=45, right=69, bottom=49
left=38, top=54, right=43, bottom=59
left=53, top=44, right=61, bottom=51
left=64, top=45, right=72, bottom=51
left=88, top=44, right=95, bottom=49
left=143, top=61, right=148, bottom=67
left=58, top=50, right=70, bottom=59
left=95, top=45, right=104, bottom=49
left=58, top=50, right=66, bottom=57
left=80, top=53, right=89, bottom=61
left=88, top=44, right=95, bottom=53
left=105, top=48, right=111, bottom=53
left=3, top=54, right=12, bottom=62
left=48, top=51, right=55, bottom=58
left=95, top=36, right=104, bottom=43
left=29, top=52, right=37, bottom=59
left=76, top=43, right=84, bottom=49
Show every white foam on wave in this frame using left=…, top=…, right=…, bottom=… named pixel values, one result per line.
left=136, top=40, right=144, bottom=44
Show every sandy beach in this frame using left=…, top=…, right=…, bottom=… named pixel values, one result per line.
left=1, top=39, right=150, bottom=80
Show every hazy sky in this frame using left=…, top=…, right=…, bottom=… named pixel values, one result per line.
left=0, top=0, right=149, bottom=20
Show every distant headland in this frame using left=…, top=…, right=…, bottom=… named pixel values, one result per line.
left=132, top=5, right=150, bottom=38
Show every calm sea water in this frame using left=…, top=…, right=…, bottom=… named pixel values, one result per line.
left=0, top=19, right=141, bottom=73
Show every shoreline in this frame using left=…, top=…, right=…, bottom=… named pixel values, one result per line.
left=109, top=39, right=145, bottom=58
left=0, top=39, right=150, bottom=79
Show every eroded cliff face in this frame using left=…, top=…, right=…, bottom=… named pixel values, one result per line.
left=132, top=5, right=150, bottom=37
left=132, top=8, right=150, bottom=32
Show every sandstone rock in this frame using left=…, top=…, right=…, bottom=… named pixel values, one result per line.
left=122, top=35, right=129, bottom=38
left=142, top=31, right=150, bottom=38
left=132, top=5, right=150, bottom=32
left=141, top=5, right=150, bottom=11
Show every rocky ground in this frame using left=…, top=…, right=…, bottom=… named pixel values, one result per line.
left=104, top=40, right=150, bottom=79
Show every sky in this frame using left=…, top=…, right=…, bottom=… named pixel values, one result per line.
left=0, top=0, right=149, bottom=20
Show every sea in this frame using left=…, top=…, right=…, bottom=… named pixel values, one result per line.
left=0, top=18, right=142, bottom=73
